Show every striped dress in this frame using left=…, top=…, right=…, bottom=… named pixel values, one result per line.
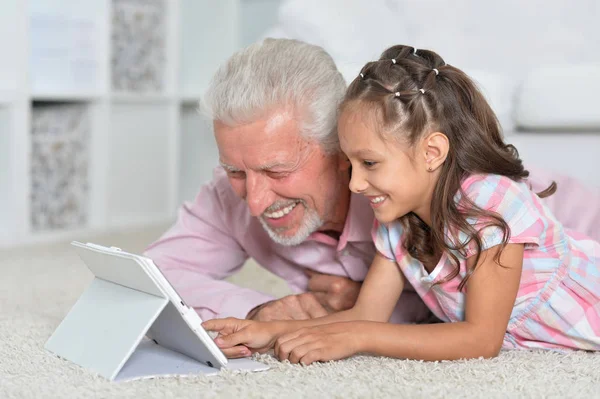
left=373, top=174, right=600, bottom=351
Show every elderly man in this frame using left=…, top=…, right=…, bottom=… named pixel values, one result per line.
left=144, top=38, right=430, bottom=324
left=144, top=38, right=599, bottom=324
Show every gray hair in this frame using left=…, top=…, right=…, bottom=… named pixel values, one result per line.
left=202, top=38, right=347, bottom=154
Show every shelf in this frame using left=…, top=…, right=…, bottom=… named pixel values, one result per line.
left=179, top=94, right=203, bottom=105
left=178, top=104, right=219, bottom=204
left=0, top=90, right=15, bottom=105
left=110, top=92, right=174, bottom=103
left=179, top=0, right=239, bottom=95
left=111, top=0, right=167, bottom=93
left=30, top=103, right=91, bottom=232
left=29, top=0, right=106, bottom=98
left=31, top=92, right=104, bottom=103
left=106, top=103, right=172, bottom=227
left=1, top=0, right=253, bottom=247
left=0, top=2, right=26, bottom=105
left=0, top=107, right=13, bottom=239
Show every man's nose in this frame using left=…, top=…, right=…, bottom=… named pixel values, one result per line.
left=245, top=173, right=275, bottom=216
left=349, top=168, right=368, bottom=194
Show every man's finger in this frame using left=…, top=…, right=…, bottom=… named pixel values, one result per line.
left=307, top=273, right=339, bottom=293
left=311, top=291, right=333, bottom=312
left=289, top=307, right=312, bottom=320
left=298, top=294, right=329, bottom=318
left=304, top=268, right=319, bottom=278
left=280, top=296, right=312, bottom=320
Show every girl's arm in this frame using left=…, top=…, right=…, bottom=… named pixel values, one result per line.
left=304, top=251, right=407, bottom=324
left=277, top=243, right=524, bottom=363
left=202, top=252, right=405, bottom=354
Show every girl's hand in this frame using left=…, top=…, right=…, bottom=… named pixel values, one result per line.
left=274, top=322, right=368, bottom=365
left=202, top=317, right=285, bottom=358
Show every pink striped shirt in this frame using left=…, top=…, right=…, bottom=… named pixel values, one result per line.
left=373, top=174, right=600, bottom=351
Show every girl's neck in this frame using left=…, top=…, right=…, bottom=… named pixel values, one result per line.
left=413, top=182, right=436, bottom=227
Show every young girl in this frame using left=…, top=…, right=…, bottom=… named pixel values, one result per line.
left=202, top=45, right=600, bottom=365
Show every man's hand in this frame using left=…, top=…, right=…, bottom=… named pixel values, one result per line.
left=246, top=293, right=329, bottom=321
left=306, top=270, right=361, bottom=312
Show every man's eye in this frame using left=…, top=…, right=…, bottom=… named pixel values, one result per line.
left=227, top=170, right=246, bottom=179
left=267, top=171, right=289, bottom=179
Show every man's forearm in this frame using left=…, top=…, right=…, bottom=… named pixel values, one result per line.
left=245, top=301, right=270, bottom=320
left=276, top=305, right=377, bottom=335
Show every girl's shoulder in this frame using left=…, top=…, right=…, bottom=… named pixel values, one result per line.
left=371, top=218, right=406, bottom=261
left=461, top=173, right=525, bottom=193
left=459, top=173, right=532, bottom=207
left=455, top=173, right=547, bottom=256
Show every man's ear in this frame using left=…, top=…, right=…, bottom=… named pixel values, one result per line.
left=337, top=153, right=352, bottom=171
left=422, top=132, right=449, bottom=172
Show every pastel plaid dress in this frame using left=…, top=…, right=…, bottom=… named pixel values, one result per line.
left=373, top=174, right=600, bottom=351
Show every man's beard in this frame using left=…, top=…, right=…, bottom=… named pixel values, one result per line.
left=258, top=200, right=324, bottom=246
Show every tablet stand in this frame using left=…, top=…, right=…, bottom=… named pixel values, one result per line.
left=45, top=276, right=219, bottom=381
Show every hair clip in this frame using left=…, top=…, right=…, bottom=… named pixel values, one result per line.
left=395, top=92, right=401, bottom=97
left=359, top=73, right=364, bottom=78
left=419, top=89, right=426, bottom=94
left=433, top=68, right=439, bottom=75
left=391, top=58, right=397, bottom=64
left=413, top=47, right=418, bottom=55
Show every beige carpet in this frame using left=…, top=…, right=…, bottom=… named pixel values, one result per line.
left=1, top=225, right=599, bottom=399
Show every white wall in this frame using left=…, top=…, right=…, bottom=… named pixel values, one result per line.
left=263, top=0, right=600, bottom=77
left=259, top=0, right=600, bottom=188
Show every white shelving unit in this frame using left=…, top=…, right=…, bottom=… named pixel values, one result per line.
left=1, top=0, right=286, bottom=248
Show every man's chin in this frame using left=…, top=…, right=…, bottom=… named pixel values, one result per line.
left=261, top=223, right=305, bottom=246
left=259, top=208, right=323, bottom=246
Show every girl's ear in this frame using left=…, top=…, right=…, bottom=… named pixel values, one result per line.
left=423, top=132, right=449, bottom=172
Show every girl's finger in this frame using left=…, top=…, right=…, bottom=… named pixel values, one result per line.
left=274, top=330, right=304, bottom=357
left=214, top=329, right=251, bottom=348
left=220, top=345, right=252, bottom=359
left=287, top=341, right=322, bottom=364
left=276, top=333, right=315, bottom=361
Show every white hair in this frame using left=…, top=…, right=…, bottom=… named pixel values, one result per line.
left=202, top=38, right=347, bottom=153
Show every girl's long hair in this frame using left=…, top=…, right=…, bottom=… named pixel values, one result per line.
left=342, top=45, right=555, bottom=289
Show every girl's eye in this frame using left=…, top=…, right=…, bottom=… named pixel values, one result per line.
left=363, top=160, right=377, bottom=168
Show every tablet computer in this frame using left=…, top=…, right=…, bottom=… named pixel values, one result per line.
left=62, top=241, right=268, bottom=380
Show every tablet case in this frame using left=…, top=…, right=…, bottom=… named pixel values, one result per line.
left=44, top=242, right=269, bottom=381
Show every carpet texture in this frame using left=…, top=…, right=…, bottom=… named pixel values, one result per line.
left=1, top=225, right=599, bottom=398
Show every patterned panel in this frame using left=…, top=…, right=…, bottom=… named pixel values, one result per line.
left=30, top=104, right=89, bottom=231
left=111, top=0, right=166, bottom=92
